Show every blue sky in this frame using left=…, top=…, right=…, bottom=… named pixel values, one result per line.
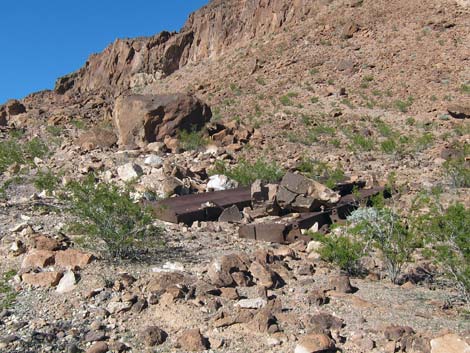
left=0, top=0, right=208, bottom=104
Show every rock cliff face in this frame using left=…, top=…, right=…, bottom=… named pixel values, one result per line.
left=55, top=0, right=313, bottom=96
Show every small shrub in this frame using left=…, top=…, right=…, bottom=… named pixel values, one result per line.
left=34, top=169, right=60, bottom=193
left=0, top=136, right=49, bottom=173
left=178, top=129, right=208, bottom=151
left=381, top=138, right=397, bottom=154
left=461, top=84, right=470, bottom=94
left=309, top=232, right=363, bottom=275
left=279, top=92, right=298, bottom=106
left=63, top=175, right=162, bottom=259
left=443, top=145, right=470, bottom=187
left=349, top=133, right=375, bottom=152
left=394, top=96, right=414, bottom=113
left=210, top=158, right=284, bottom=186
left=414, top=132, right=434, bottom=152
left=348, top=207, right=420, bottom=284
left=415, top=200, right=470, bottom=303
left=0, top=270, right=17, bottom=310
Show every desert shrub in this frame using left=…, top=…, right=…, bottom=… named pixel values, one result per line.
left=394, top=96, right=414, bottom=113
left=348, top=207, right=420, bottom=284
left=34, top=169, right=60, bottom=193
left=0, top=270, right=17, bottom=310
left=443, top=143, right=470, bottom=188
left=416, top=201, right=470, bottom=302
left=0, top=135, right=49, bottom=173
left=63, top=175, right=162, bottom=259
left=310, top=232, right=364, bottom=275
left=178, top=129, right=208, bottom=151
left=210, top=158, right=284, bottom=186
left=296, top=158, right=345, bottom=189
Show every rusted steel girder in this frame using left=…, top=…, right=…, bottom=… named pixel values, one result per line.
left=148, top=187, right=251, bottom=224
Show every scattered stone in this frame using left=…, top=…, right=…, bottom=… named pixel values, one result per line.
left=77, top=128, right=117, bottom=150
left=86, top=341, right=108, bottom=353
left=235, top=297, right=267, bottom=309
left=218, top=205, right=243, bottom=223
left=308, top=289, right=329, bottom=306
left=295, top=333, right=335, bottom=353
left=384, top=325, right=415, bottom=341
left=249, top=261, right=282, bottom=289
left=141, top=326, right=167, bottom=347
left=22, top=271, right=63, bottom=287
left=144, top=154, right=164, bottom=167
left=56, top=270, right=77, bottom=293
left=207, top=174, right=238, bottom=191
left=21, top=249, right=55, bottom=269
left=55, top=249, right=93, bottom=269
left=85, top=330, right=107, bottom=342
left=220, top=287, right=239, bottom=300
left=117, top=163, right=143, bottom=181
left=430, top=333, right=470, bottom=353
left=329, top=275, right=355, bottom=293
left=207, top=253, right=250, bottom=287
left=32, top=235, right=61, bottom=251
left=176, top=329, right=210, bottom=351
left=9, top=240, right=26, bottom=256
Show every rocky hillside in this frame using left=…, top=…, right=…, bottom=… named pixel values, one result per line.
left=0, top=0, right=469, bottom=353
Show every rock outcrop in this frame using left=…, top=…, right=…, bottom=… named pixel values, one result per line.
left=53, top=0, right=313, bottom=95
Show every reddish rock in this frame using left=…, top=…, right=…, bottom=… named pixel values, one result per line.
left=113, top=93, right=211, bottom=148
left=141, top=326, right=167, bottom=347
left=85, top=342, right=108, bottom=353
left=207, top=253, right=250, bottom=287
left=32, top=235, right=61, bottom=251
left=55, top=249, right=93, bottom=269
left=329, top=275, right=355, bottom=293
left=21, top=250, right=55, bottom=269
left=176, top=329, right=210, bottom=351
left=22, top=271, right=63, bottom=287
left=76, top=128, right=117, bottom=150
left=295, top=333, right=335, bottom=353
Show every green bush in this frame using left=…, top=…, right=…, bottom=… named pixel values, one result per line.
left=34, top=169, right=60, bottom=193
left=417, top=202, right=470, bottom=302
left=63, top=175, right=162, bottom=259
left=348, top=207, right=420, bottom=284
left=0, top=135, right=49, bottom=173
left=0, top=270, right=17, bottom=310
left=310, top=232, right=363, bottom=275
left=178, top=129, right=208, bottom=151
left=443, top=144, right=470, bottom=188
left=210, top=158, right=284, bottom=186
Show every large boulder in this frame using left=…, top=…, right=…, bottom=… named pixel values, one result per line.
left=113, top=93, right=211, bottom=148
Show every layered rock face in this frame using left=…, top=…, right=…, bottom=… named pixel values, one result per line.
left=55, top=0, right=313, bottom=95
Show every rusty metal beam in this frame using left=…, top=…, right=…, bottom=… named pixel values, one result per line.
left=149, top=187, right=251, bottom=224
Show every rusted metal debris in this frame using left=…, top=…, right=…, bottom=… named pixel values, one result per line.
left=149, top=186, right=251, bottom=224
left=149, top=172, right=388, bottom=244
left=238, top=187, right=388, bottom=244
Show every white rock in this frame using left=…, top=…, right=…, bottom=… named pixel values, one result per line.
left=306, top=241, right=323, bottom=253
left=235, top=297, right=267, bottom=309
left=56, top=271, right=76, bottom=293
left=144, top=155, right=163, bottom=167
left=207, top=175, right=238, bottom=191
left=204, top=144, right=218, bottom=155
left=152, top=261, right=185, bottom=273
left=107, top=301, right=133, bottom=314
left=117, top=163, right=143, bottom=182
